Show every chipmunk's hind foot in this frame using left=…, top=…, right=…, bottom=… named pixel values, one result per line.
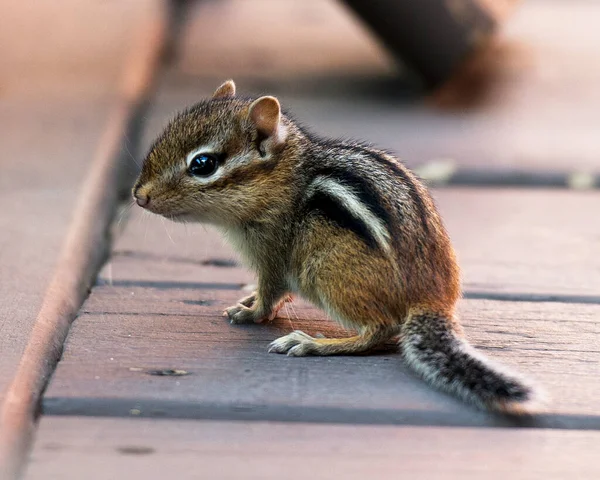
left=268, top=326, right=395, bottom=357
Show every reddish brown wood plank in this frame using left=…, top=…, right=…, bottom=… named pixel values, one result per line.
left=110, top=189, right=600, bottom=297
left=436, top=189, right=600, bottom=297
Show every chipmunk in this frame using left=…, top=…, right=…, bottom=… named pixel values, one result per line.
left=133, top=80, right=537, bottom=413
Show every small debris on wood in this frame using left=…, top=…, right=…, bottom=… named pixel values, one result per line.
left=182, top=299, right=214, bottom=306
left=146, top=369, right=190, bottom=376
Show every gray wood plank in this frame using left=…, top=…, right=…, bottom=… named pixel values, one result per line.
left=43, top=191, right=600, bottom=425
left=42, top=289, right=600, bottom=425
left=436, top=189, right=600, bottom=298
left=27, top=417, right=600, bottom=480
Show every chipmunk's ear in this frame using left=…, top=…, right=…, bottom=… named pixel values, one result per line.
left=249, top=96, right=287, bottom=156
left=212, top=80, right=236, bottom=98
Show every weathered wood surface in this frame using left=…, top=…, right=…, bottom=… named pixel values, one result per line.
left=93, top=189, right=600, bottom=297
left=43, top=191, right=600, bottom=426
left=27, top=417, right=600, bottom=480
left=0, top=4, right=178, bottom=477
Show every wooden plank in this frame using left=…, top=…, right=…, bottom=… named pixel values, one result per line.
left=436, top=189, right=600, bottom=298
left=42, top=290, right=600, bottom=426
left=43, top=191, right=600, bottom=425
left=27, top=417, right=600, bottom=479
left=0, top=96, right=112, bottom=402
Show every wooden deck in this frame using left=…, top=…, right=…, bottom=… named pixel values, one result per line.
left=42, top=192, right=600, bottom=422
left=1, top=1, right=600, bottom=478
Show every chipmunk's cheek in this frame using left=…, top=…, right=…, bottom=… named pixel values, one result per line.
left=147, top=198, right=174, bottom=215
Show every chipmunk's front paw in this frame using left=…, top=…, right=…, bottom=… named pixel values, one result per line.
left=268, top=330, right=315, bottom=356
left=224, top=293, right=293, bottom=324
left=223, top=304, right=265, bottom=324
left=236, top=292, right=257, bottom=307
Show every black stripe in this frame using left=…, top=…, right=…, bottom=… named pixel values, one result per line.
left=303, top=190, right=378, bottom=249
left=312, top=166, right=392, bottom=227
left=337, top=143, right=431, bottom=235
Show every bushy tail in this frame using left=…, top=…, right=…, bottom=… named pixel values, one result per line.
left=400, top=309, right=537, bottom=413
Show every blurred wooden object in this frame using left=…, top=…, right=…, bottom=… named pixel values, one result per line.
left=341, top=0, right=520, bottom=88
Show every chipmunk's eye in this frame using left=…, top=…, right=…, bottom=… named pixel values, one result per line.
left=187, top=153, right=219, bottom=177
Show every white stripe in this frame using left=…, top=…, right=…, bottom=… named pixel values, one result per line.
left=309, top=177, right=391, bottom=251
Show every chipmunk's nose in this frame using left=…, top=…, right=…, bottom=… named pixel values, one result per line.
left=133, top=186, right=150, bottom=207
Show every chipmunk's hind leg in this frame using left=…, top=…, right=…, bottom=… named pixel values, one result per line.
left=274, top=220, right=401, bottom=355
left=268, top=325, right=396, bottom=357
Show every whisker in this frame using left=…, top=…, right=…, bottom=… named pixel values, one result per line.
left=143, top=210, right=150, bottom=246
left=284, top=303, right=296, bottom=331
left=122, top=135, right=141, bottom=168
left=161, top=217, right=176, bottom=245
left=116, top=201, right=135, bottom=229
left=288, top=298, right=300, bottom=321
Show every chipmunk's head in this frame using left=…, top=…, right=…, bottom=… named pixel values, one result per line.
left=133, top=80, right=290, bottom=225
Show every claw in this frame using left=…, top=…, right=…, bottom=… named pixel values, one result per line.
left=224, top=303, right=268, bottom=324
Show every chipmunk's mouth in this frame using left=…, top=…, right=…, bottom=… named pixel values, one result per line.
left=148, top=207, right=198, bottom=223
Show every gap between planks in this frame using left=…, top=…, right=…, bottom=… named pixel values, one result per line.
left=42, top=398, right=600, bottom=432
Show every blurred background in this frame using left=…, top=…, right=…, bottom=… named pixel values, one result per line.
left=2, top=0, right=599, bottom=182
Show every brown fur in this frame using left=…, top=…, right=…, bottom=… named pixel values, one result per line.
left=133, top=80, right=538, bottom=413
